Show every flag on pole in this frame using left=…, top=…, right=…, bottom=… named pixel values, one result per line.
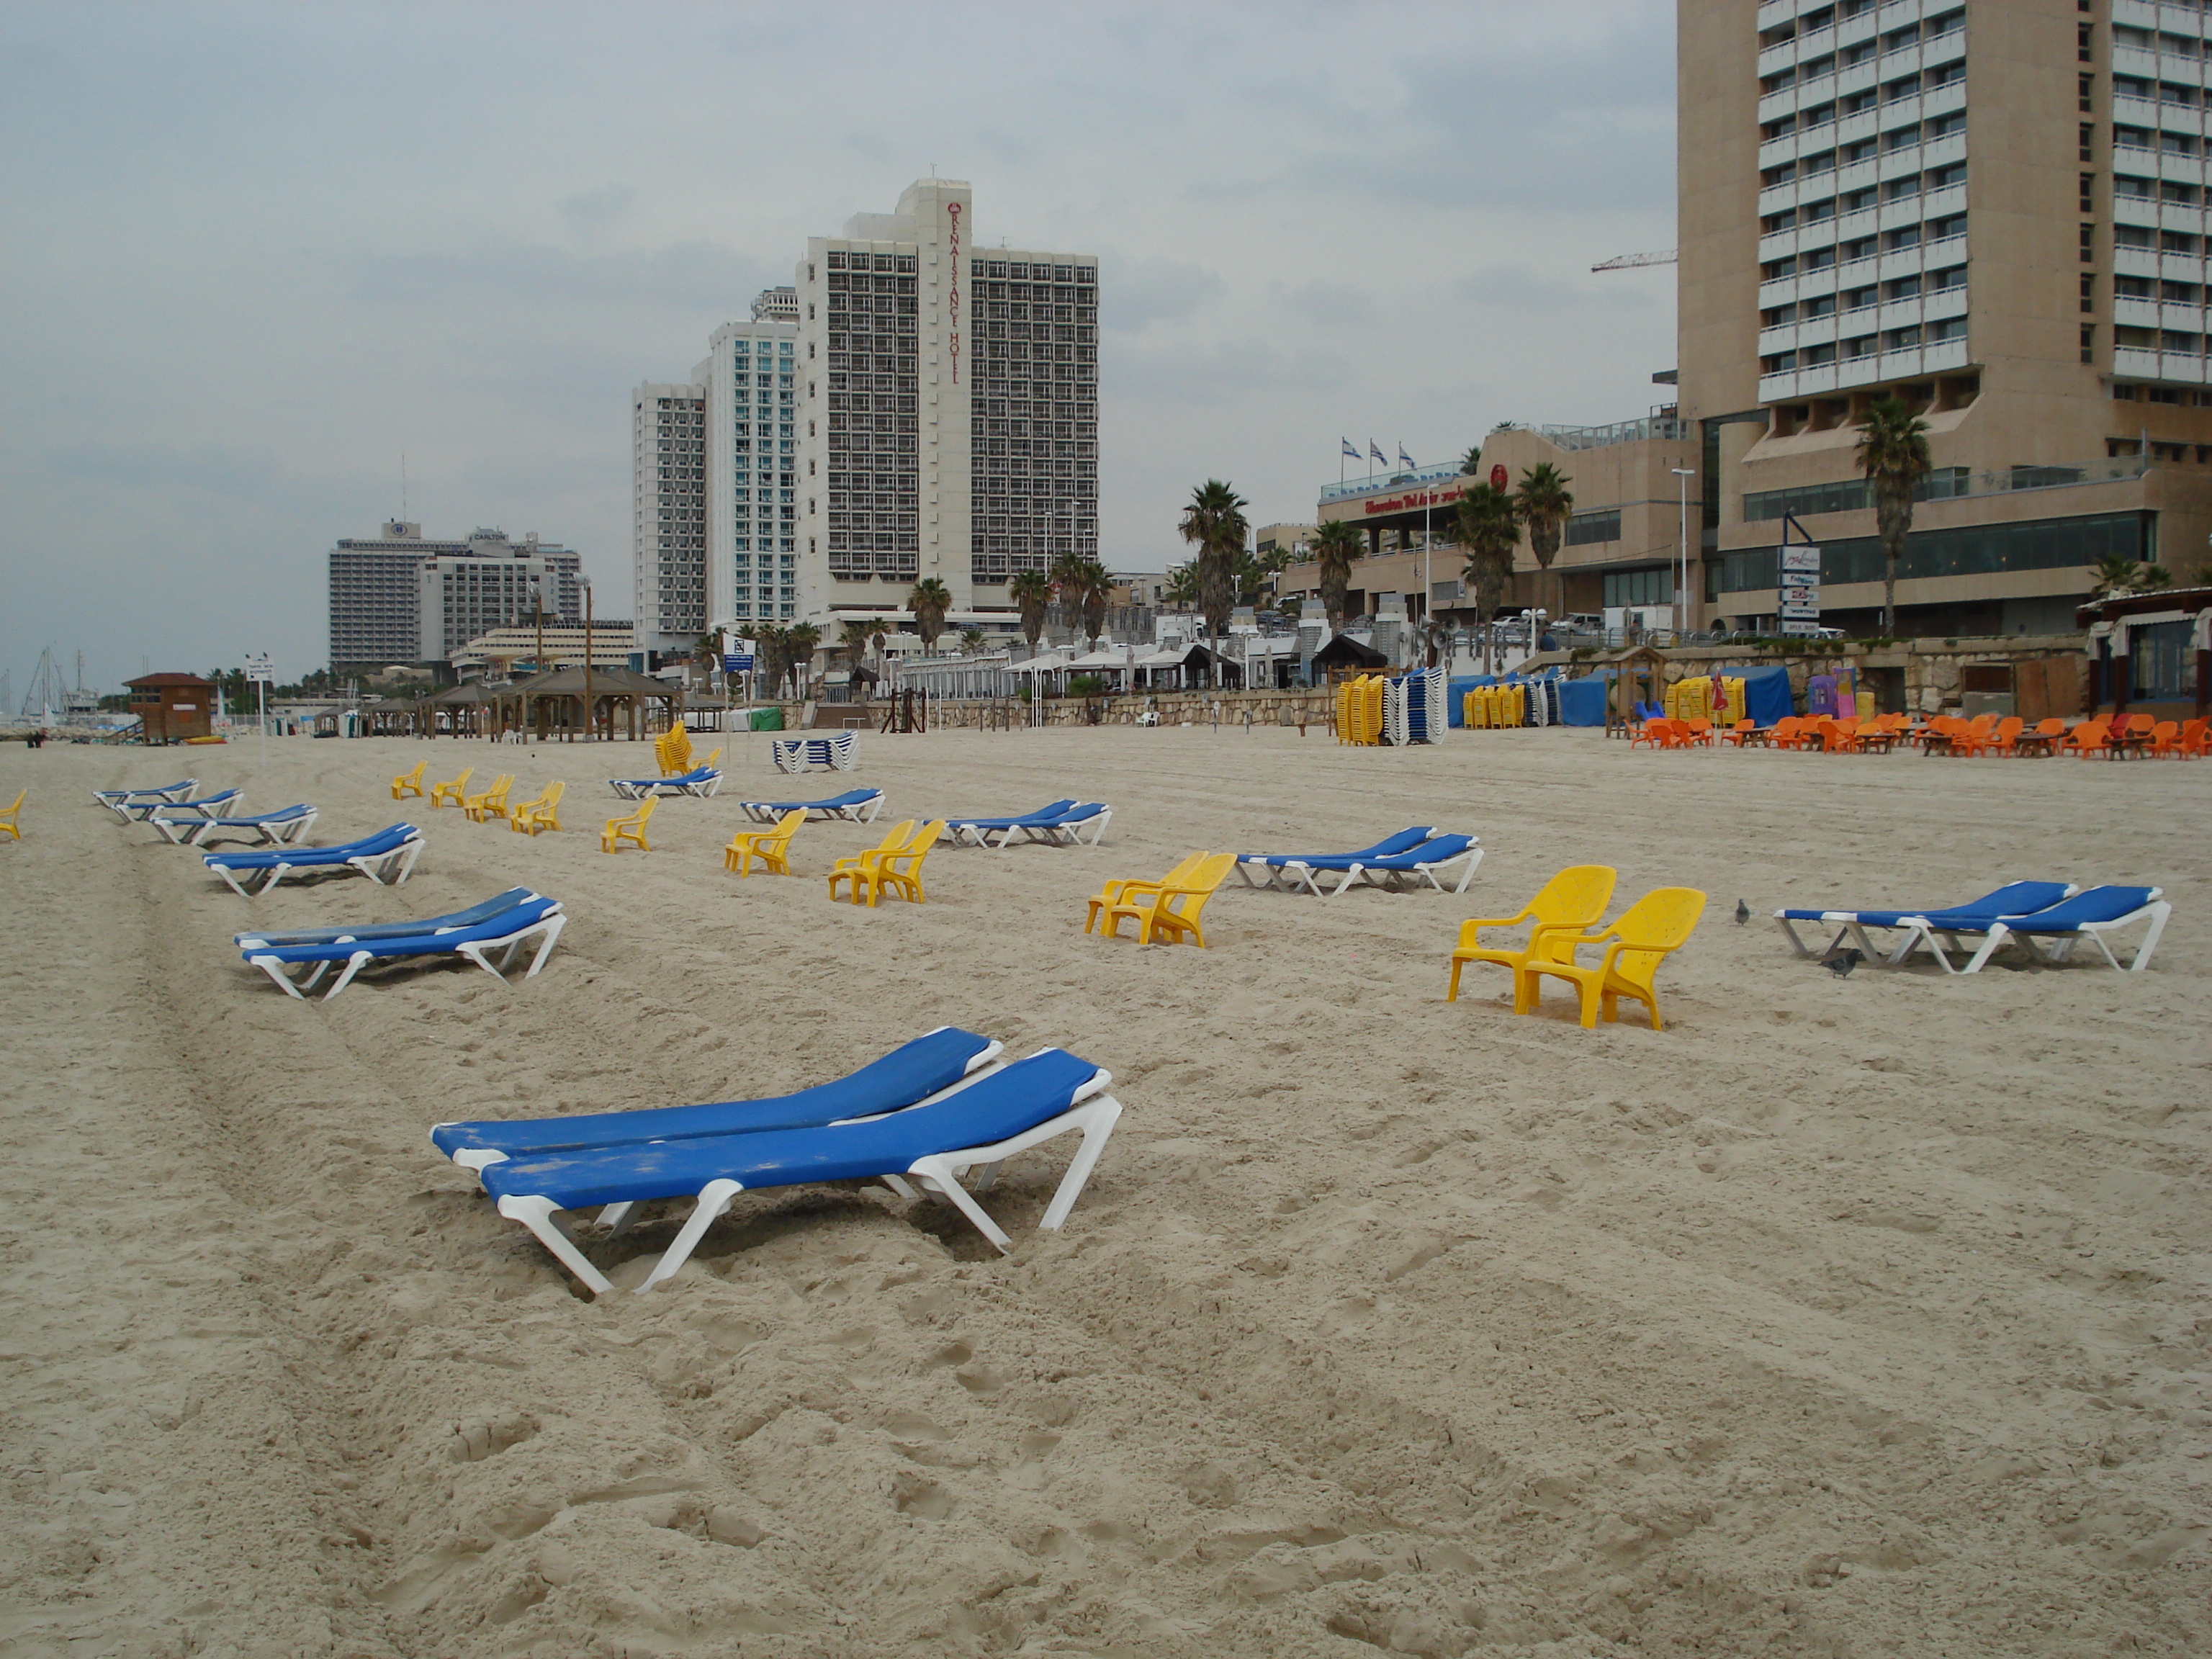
left=1341, top=438, right=1359, bottom=460
left=1369, top=439, right=1387, bottom=469
left=1398, top=444, right=1415, bottom=470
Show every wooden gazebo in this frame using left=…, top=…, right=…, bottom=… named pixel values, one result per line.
left=492, top=664, right=683, bottom=742
left=1599, top=644, right=1672, bottom=737
left=418, top=681, right=494, bottom=738
left=1311, top=633, right=1388, bottom=683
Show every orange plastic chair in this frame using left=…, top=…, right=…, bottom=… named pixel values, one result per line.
left=2020, top=716, right=2067, bottom=757
left=1717, top=719, right=1758, bottom=747
left=2064, top=720, right=2111, bottom=759
left=1684, top=717, right=1715, bottom=747
left=1628, top=717, right=1668, bottom=750
left=1984, top=715, right=2024, bottom=757
left=2172, top=716, right=2208, bottom=758
left=2144, top=719, right=2182, bottom=759
left=1769, top=715, right=1808, bottom=750
left=1447, top=865, right=1618, bottom=1002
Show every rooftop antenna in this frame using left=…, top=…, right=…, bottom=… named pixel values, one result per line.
left=401, top=451, right=408, bottom=519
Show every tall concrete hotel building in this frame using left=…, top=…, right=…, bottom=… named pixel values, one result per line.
left=1304, top=1, right=2212, bottom=639
left=1687, top=0, right=2212, bottom=632
left=633, top=180, right=1097, bottom=648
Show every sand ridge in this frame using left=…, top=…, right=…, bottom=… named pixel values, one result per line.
left=0, top=727, right=2206, bottom=1657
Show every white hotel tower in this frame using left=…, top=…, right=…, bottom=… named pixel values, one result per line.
left=793, top=177, right=1099, bottom=624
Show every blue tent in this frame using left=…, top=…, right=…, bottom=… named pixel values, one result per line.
left=1738, top=665, right=1793, bottom=725
left=1556, top=676, right=1609, bottom=726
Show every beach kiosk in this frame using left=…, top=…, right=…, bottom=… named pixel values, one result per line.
left=126, top=672, right=215, bottom=745
left=1599, top=645, right=1671, bottom=737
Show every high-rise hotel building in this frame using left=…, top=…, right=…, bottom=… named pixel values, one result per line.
left=791, top=178, right=1100, bottom=624
left=630, top=181, right=1098, bottom=644
left=1683, top=0, right=2212, bottom=635
left=631, top=378, right=709, bottom=652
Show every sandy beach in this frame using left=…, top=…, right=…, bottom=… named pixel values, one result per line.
left=1, top=724, right=2206, bottom=1658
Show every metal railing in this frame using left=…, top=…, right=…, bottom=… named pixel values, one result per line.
left=1320, top=463, right=1465, bottom=503
left=1532, top=415, right=1689, bottom=451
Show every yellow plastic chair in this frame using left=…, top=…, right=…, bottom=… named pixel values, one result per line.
left=849, top=821, right=945, bottom=907
left=1101, top=853, right=1238, bottom=948
left=429, top=766, right=475, bottom=809
left=602, top=795, right=656, bottom=853
left=657, top=725, right=694, bottom=776
left=1084, top=851, right=1210, bottom=934
left=0, top=788, right=22, bottom=842
left=1446, top=865, right=1619, bottom=1002
left=825, top=819, right=918, bottom=896
left=727, top=808, right=807, bottom=876
left=510, top=780, right=566, bottom=835
left=1516, top=887, right=1707, bottom=1030
left=463, top=773, right=516, bottom=822
left=391, top=760, right=427, bottom=800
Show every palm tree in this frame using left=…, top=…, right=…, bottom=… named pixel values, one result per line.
left=783, top=621, right=822, bottom=698
left=1459, top=444, right=1485, bottom=478
left=1179, top=479, right=1249, bottom=685
left=907, top=577, right=952, bottom=654
left=1310, top=518, right=1363, bottom=634
left=1164, top=562, right=1199, bottom=606
left=752, top=624, right=787, bottom=701
left=960, top=626, right=986, bottom=655
left=838, top=620, right=874, bottom=703
left=1052, top=552, right=1112, bottom=650
left=1455, top=483, right=1520, bottom=672
left=1010, top=567, right=1053, bottom=655
left=1512, top=462, right=1574, bottom=624
left=1856, top=395, right=1932, bottom=636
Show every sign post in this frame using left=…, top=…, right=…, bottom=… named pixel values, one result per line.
left=1778, top=545, right=1822, bottom=637
left=244, top=653, right=274, bottom=767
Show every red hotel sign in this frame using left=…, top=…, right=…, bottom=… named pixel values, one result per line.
left=1360, top=483, right=1465, bottom=516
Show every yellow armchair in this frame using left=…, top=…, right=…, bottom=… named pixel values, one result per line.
left=1516, top=888, right=1707, bottom=1030
left=1447, top=865, right=1617, bottom=1002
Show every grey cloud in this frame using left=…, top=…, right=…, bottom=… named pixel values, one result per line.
left=1453, top=263, right=1661, bottom=313
left=1100, top=255, right=1224, bottom=333
left=351, top=240, right=774, bottom=311
left=559, top=184, right=638, bottom=230
left=1272, top=281, right=1377, bottom=327
left=47, top=441, right=277, bottom=497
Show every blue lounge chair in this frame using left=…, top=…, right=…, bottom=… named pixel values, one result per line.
left=237, top=886, right=541, bottom=950
left=945, top=799, right=1079, bottom=847
left=608, top=765, right=724, bottom=801
left=1236, top=827, right=1442, bottom=895
left=94, top=778, right=197, bottom=815
left=1293, top=832, right=1483, bottom=897
left=243, top=896, right=566, bottom=1001
left=968, top=802, right=1110, bottom=849
left=735, top=786, right=886, bottom=824
left=122, top=786, right=243, bottom=822
left=203, top=823, right=422, bottom=897
left=150, top=804, right=318, bottom=846
left=1907, top=885, right=2171, bottom=974
left=1773, top=880, right=2075, bottom=963
left=431, top=1025, right=1004, bottom=1167
left=473, top=1047, right=1121, bottom=1294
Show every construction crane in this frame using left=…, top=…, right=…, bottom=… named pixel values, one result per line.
left=1591, top=248, right=1678, bottom=272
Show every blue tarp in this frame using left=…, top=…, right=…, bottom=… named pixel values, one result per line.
left=1556, top=677, right=1609, bottom=726
left=1737, top=665, right=1793, bottom=725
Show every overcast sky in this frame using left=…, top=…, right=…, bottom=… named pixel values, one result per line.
left=0, top=1, right=1675, bottom=694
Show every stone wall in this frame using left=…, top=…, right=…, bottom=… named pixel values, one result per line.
left=1549, top=636, right=2090, bottom=716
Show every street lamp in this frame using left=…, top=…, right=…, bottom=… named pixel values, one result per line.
left=1671, top=467, right=1696, bottom=640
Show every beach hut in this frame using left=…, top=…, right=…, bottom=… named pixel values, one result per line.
left=125, top=673, right=215, bottom=745
left=493, top=664, right=684, bottom=742
left=1597, top=645, right=1671, bottom=736
left=1310, top=634, right=1388, bottom=684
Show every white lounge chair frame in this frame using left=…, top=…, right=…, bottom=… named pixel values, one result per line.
left=151, top=806, right=318, bottom=847
left=495, top=1067, right=1123, bottom=1296
left=969, top=806, right=1112, bottom=850
left=1912, top=891, right=2172, bottom=975
left=119, top=786, right=242, bottom=822
left=1273, top=840, right=1483, bottom=899
left=608, top=770, right=724, bottom=801
left=248, top=908, right=566, bottom=1001
left=208, top=832, right=423, bottom=898
left=94, top=779, right=197, bottom=816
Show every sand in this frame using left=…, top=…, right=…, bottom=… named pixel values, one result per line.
left=0, top=724, right=2206, bottom=1658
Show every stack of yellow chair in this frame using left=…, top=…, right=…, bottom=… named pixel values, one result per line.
left=1336, top=675, right=1385, bottom=745
left=655, top=724, right=694, bottom=777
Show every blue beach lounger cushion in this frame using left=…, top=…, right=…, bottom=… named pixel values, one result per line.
left=1902, top=885, right=2171, bottom=975
left=735, top=787, right=886, bottom=824
left=473, top=1046, right=1120, bottom=1294
left=202, top=823, right=423, bottom=897
left=242, top=896, right=566, bottom=1001
left=431, top=1025, right=1005, bottom=1166
left=1773, top=880, right=2075, bottom=963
